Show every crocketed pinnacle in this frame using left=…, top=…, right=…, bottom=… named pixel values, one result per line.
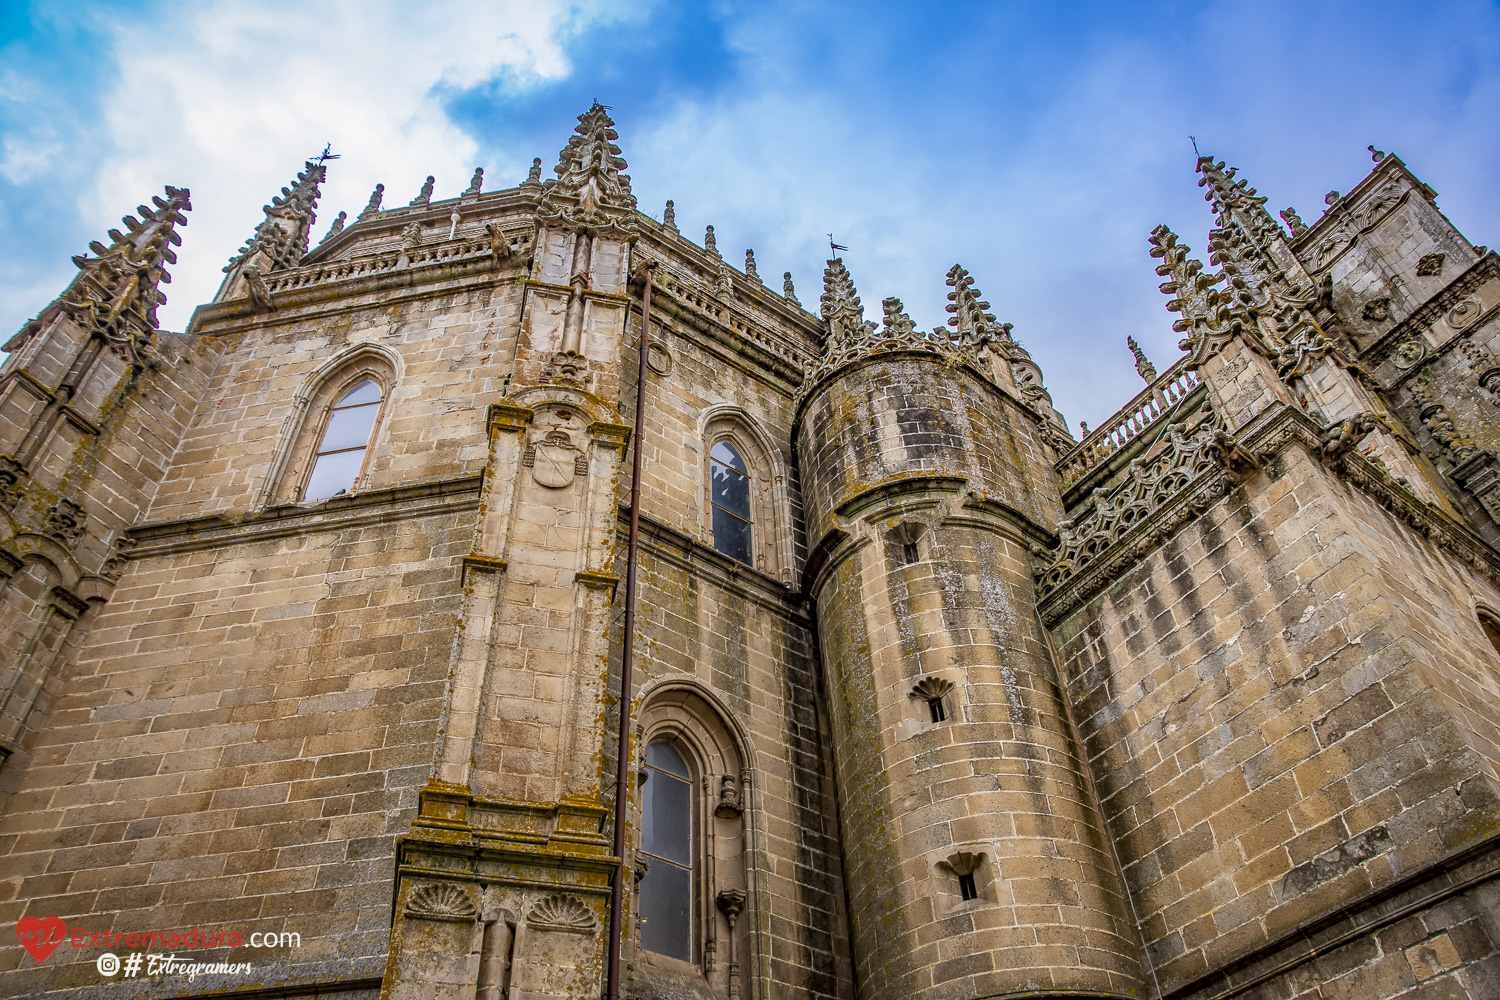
left=1196, top=155, right=1283, bottom=249
left=19, top=186, right=192, bottom=352
left=820, top=258, right=867, bottom=347
left=540, top=102, right=636, bottom=221
left=945, top=264, right=1006, bottom=347
left=225, top=161, right=325, bottom=274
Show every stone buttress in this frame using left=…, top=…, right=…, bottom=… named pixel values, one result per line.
left=793, top=261, right=1146, bottom=999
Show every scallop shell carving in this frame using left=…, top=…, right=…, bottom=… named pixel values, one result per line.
left=405, top=882, right=477, bottom=919
left=526, top=893, right=596, bottom=934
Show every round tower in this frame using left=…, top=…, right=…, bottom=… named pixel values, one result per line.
left=795, top=262, right=1145, bottom=1000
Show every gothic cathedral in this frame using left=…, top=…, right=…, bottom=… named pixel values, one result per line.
left=2, top=105, right=1499, bottom=999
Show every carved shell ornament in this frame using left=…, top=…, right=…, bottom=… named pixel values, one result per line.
left=1448, top=299, right=1483, bottom=331
left=405, top=882, right=477, bottom=918
left=1393, top=341, right=1429, bottom=370
left=526, top=893, right=596, bottom=933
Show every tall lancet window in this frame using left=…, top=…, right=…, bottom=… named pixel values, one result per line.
left=639, top=740, right=694, bottom=961
left=709, top=441, right=753, bottom=565
left=304, top=381, right=382, bottom=501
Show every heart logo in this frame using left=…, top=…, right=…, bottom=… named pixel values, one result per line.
left=16, top=915, right=67, bottom=963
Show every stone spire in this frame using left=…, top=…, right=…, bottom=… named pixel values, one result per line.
left=1127, top=336, right=1158, bottom=382
left=18, top=186, right=192, bottom=352
left=223, top=161, right=325, bottom=280
left=1150, top=223, right=1270, bottom=364
left=1197, top=155, right=1281, bottom=245
left=945, top=263, right=1005, bottom=348
left=820, top=258, right=871, bottom=348
left=538, top=101, right=636, bottom=223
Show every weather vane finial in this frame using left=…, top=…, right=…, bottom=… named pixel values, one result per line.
left=314, top=143, right=341, bottom=164
left=1190, top=135, right=1199, bottom=157
left=828, top=233, right=848, bottom=257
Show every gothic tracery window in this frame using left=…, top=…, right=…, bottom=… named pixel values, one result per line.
left=304, top=380, right=383, bottom=501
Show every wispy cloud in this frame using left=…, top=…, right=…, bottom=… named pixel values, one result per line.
left=3, top=0, right=1497, bottom=431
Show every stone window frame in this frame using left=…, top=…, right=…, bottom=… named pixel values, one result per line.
left=699, top=407, right=791, bottom=584
left=1473, top=602, right=1500, bottom=680
left=632, top=682, right=753, bottom=990
left=257, top=343, right=401, bottom=508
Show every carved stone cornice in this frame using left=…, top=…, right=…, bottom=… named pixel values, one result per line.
left=1035, top=403, right=1500, bottom=626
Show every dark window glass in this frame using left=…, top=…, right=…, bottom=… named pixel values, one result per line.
left=928, top=697, right=947, bottom=724
left=902, top=541, right=920, bottom=565
left=305, top=380, right=383, bottom=501
left=958, top=873, right=977, bottom=901
left=709, top=441, right=752, bottom=565
left=640, top=740, right=693, bottom=962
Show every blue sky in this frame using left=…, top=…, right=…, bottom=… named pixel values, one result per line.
left=2, top=0, right=1497, bottom=430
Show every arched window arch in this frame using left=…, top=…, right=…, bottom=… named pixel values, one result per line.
left=1480, top=609, right=1500, bottom=660
left=633, top=685, right=753, bottom=988
left=701, top=410, right=788, bottom=581
left=260, top=345, right=397, bottom=507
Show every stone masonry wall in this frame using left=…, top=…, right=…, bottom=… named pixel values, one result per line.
left=1052, top=439, right=1500, bottom=996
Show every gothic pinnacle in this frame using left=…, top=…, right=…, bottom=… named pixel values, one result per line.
left=945, top=264, right=1001, bottom=345
left=745, top=249, right=761, bottom=282
left=541, top=101, right=635, bottom=219
left=820, top=257, right=867, bottom=347
left=703, top=225, right=717, bottom=255
left=1196, top=154, right=1280, bottom=245
left=1127, top=336, right=1158, bottom=382
left=224, top=160, right=325, bottom=275
left=52, top=185, right=191, bottom=343
left=318, top=211, right=347, bottom=244
left=783, top=271, right=799, bottom=305
left=524, top=158, right=542, bottom=187
left=663, top=199, right=677, bottom=232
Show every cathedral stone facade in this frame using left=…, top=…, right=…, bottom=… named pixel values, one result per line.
left=1, top=105, right=1499, bottom=1000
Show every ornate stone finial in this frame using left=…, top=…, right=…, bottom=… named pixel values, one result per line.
left=1368, top=145, right=1386, bottom=163
left=744, top=249, right=760, bottom=282
left=224, top=160, right=326, bottom=276
left=783, top=271, right=799, bottom=305
left=409, top=175, right=435, bottom=208
left=1279, top=207, right=1307, bottom=237
left=1324, top=190, right=1341, bottom=206
left=462, top=167, right=483, bottom=200
left=1195, top=154, right=1281, bottom=244
left=881, top=297, right=917, bottom=338
left=358, top=183, right=384, bottom=219
left=540, top=102, right=636, bottom=221
left=715, top=258, right=733, bottom=299
left=1079, top=420, right=1090, bottom=438
left=820, top=258, right=868, bottom=347
left=662, top=199, right=677, bottom=232
left=44, top=184, right=192, bottom=350
left=704, top=224, right=718, bottom=255
left=524, top=157, right=543, bottom=187
left=1127, top=336, right=1158, bottom=382
left=318, top=210, right=347, bottom=244
left=945, top=264, right=1003, bottom=347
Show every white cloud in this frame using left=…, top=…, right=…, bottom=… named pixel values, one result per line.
left=89, top=0, right=635, bottom=330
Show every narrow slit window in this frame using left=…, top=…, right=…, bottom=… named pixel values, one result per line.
left=304, top=381, right=382, bottom=501
left=927, top=696, right=947, bottom=724
left=901, top=540, right=920, bottom=565
left=1481, top=613, right=1500, bottom=658
left=639, top=740, right=694, bottom=962
left=958, top=873, right=977, bottom=901
left=709, top=441, right=753, bottom=565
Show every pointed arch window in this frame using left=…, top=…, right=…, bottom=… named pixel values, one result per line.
left=709, top=441, right=752, bottom=565
left=639, top=740, right=694, bottom=962
left=304, top=380, right=382, bottom=501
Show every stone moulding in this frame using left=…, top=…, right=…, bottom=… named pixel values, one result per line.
left=1035, top=403, right=1500, bottom=626
left=126, top=475, right=483, bottom=559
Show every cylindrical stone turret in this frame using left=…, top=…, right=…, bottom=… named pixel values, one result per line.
left=795, top=274, right=1145, bottom=1000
